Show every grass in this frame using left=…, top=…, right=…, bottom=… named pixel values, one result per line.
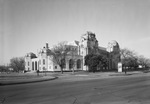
left=0, top=72, right=43, bottom=80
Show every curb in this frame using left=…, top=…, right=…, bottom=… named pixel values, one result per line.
left=109, top=72, right=143, bottom=76
left=0, top=76, right=58, bottom=86
left=109, top=74, right=132, bottom=76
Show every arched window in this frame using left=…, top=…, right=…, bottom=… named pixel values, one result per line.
left=43, top=59, right=45, bottom=65
left=39, top=60, right=41, bottom=65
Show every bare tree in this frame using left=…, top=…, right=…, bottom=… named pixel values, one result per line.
left=138, top=55, right=150, bottom=69
left=51, top=41, right=70, bottom=74
left=68, top=46, right=78, bottom=74
left=120, top=48, right=138, bottom=70
left=10, top=57, right=25, bottom=72
left=0, top=65, right=9, bottom=73
left=84, top=54, right=108, bottom=72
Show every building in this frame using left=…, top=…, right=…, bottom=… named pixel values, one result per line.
left=25, top=31, right=121, bottom=72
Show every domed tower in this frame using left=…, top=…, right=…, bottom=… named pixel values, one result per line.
left=38, top=43, right=52, bottom=71
left=107, top=40, right=121, bottom=70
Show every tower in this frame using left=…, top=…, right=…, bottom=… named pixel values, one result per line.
left=24, top=52, right=36, bottom=71
left=80, top=31, right=99, bottom=70
left=38, top=43, right=51, bottom=71
left=107, top=40, right=121, bottom=70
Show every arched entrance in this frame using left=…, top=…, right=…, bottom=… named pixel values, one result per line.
left=77, top=59, right=81, bottom=69
left=32, top=62, right=34, bottom=70
left=61, top=59, right=66, bottom=69
left=69, top=59, right=73, bottom=70
left=35, top=61, right=37, bottom=70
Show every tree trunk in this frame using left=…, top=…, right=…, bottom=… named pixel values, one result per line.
left=72, top=68, right=75, bottom=74
left=124, top=67, right=127, bottom=74
left=61, top=67, right=63, bottom=74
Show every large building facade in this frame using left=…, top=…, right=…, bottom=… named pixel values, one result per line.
left=25, top=31, right=121, bottom=72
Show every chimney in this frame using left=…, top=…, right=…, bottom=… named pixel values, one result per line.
left=46, top=43, right=49, bottom=49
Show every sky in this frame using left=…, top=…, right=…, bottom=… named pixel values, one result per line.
left=0, top=0, right=150, bottom=65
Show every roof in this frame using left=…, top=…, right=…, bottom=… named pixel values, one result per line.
left=99, top=46, right=106, bottom=51
left=109, top=40, right=119, bottom=46
left=26, top=52, right=37, bottom=58
left=67, top=40, right=79, bottom=46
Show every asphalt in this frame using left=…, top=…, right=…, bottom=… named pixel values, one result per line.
left=1, top=71, right=150, bottom=104
left=0, top=71, right=146, bottom=86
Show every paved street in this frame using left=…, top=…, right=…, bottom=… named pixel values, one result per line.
left=0, top=73, right=150, bottom=104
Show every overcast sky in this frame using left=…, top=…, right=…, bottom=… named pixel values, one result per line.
left=1, top=0, right=150, bottom=65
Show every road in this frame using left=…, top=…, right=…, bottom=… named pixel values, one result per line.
left=0, top=73, right=150, bottom=104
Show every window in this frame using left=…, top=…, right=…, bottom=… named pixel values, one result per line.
left=39, top=60, right=41, bottom=65
left=55, top=66, right=57, bottom=69
left=43, top=59, right=45, bottom=65
left=28, top=62, right=29, bottom=66
left=69, top=59, right=73, bottom=69
left=77, top=59, right=81, bottom=69
left=43, top=67, right=45, bottom=70
left=49, top=66, right=51, bottom=69
left=32, top=62, right=34, bottom=70
left=35, top=61, right=37, bottom=70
